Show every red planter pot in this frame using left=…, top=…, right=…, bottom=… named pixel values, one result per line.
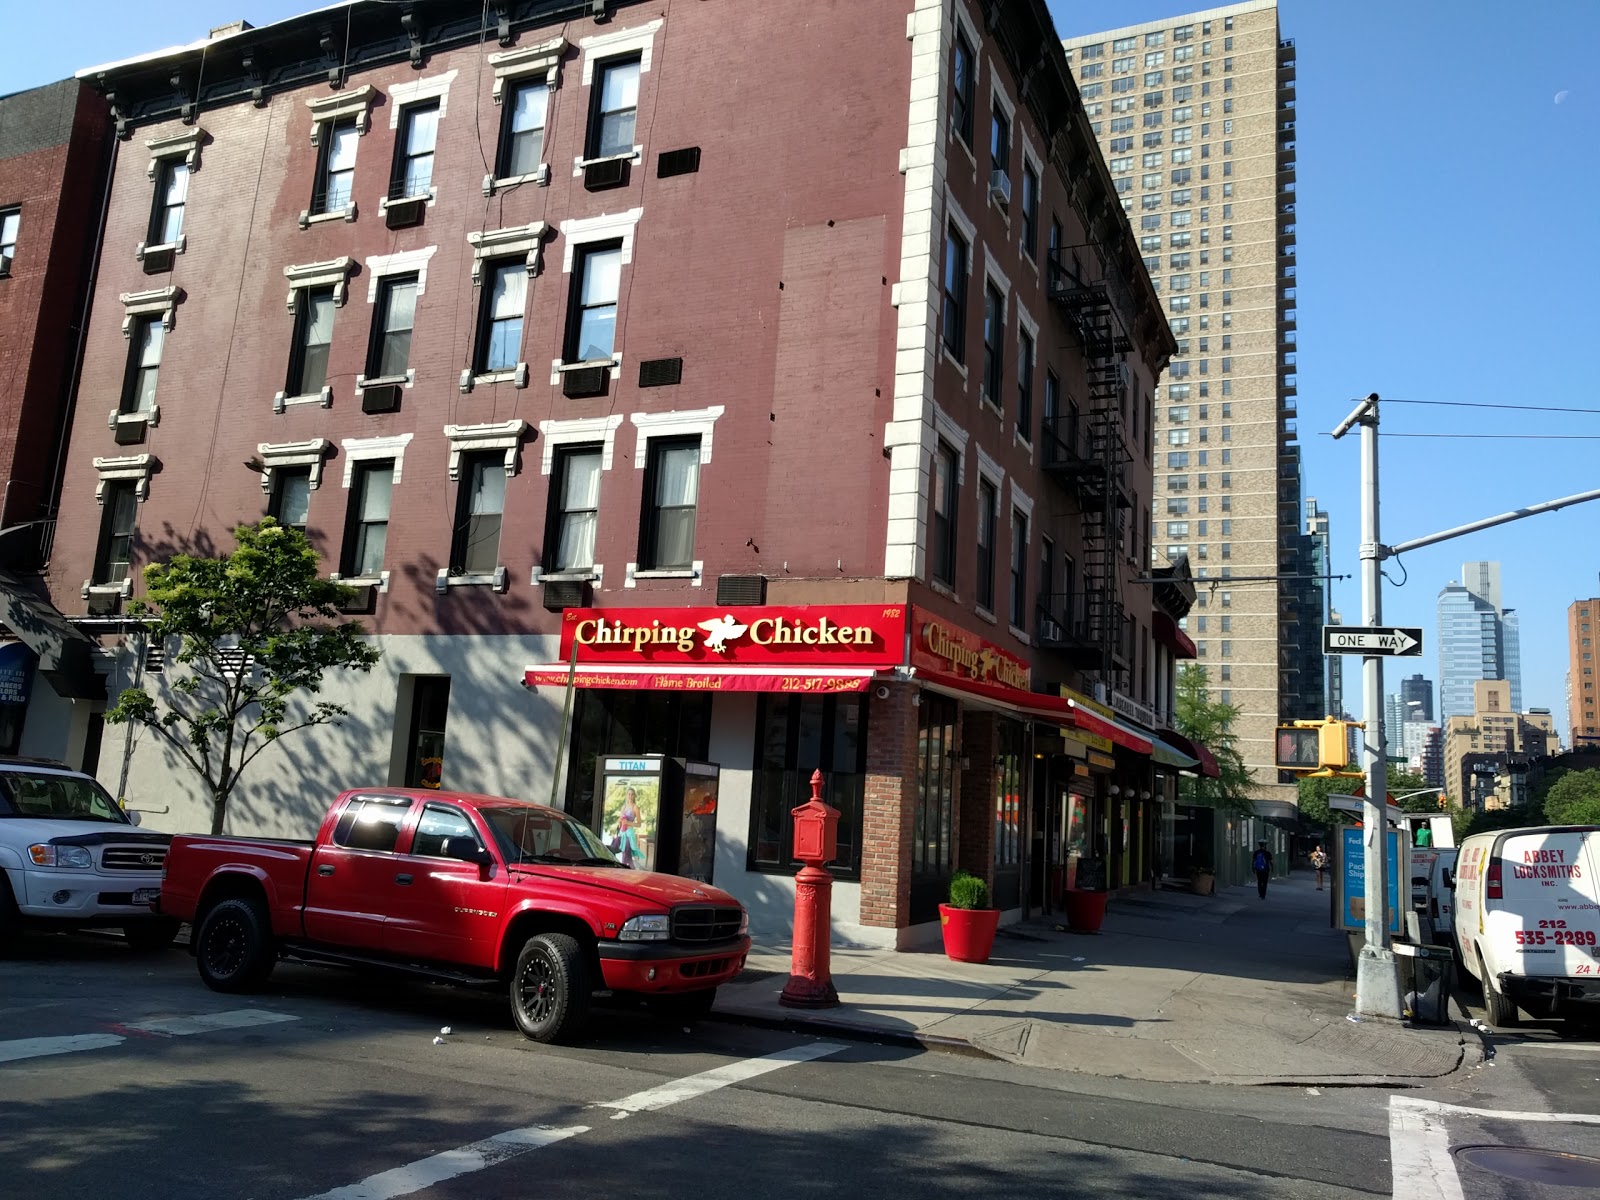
left=939, top=904, right=1001, bottom=963
left=1062, top=887, right=1109, bottom=934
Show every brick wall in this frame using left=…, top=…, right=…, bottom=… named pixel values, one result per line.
left=859, top=680, right=918, bottom=929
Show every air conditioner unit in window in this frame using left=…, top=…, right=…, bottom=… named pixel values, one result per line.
left=338, top=583, right=377, bottom=614
left=141, top=245, right=176, bottom=274
left=583, top=157, right=628, bottom=191
left=989, top=169, right=1012, bottom=209
left=562, top=365, right=610, bottom=398
left=113, top=418, right=148, bottom=447
left=637, top=357, right=683, bottom=388
left=384, top=197, right=426, bottom=229
left=361, top=382, right=403, bottom=414
left=715, top=574, right=767, bottom=606
left=542, top=579, right=591, bottom=612
left=86, top=590, right=121, bottom=616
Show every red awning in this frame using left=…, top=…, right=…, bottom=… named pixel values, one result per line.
left=1065, top=700, right=1154, bottom=754
left=917, top=673, right=1154, bottom=755
left=523, top=664, right=877, bottom=693
left=1153, top=611, right=1197, bottom=659
left=1160, top=728, right=1221, bottom=778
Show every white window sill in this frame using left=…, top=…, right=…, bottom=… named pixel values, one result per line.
left=1020, top=246, right=1040, bottom=277
left=633, top=569, right=696, bottom=580
left=572, top=148, right=642, bottom=177
left=274, top=387, right=334, bottom=413
left=108, top=406, right=160, bottom=430
left=950, top=133, right=977, bottom=178
left=928, top=578, right=959, bottom=603
left=81, top=579, right=133, bottom=600
left=988, top=192, right=1012, bottom=228
left=980, top=395, right=1004, bottom=419
left=1009, top=624, right=1031, bottom=645
left=461, top=363, right=529, bottom=392
left=483, top=166, right=550, bottom=195
left=330, top=570, right=391, bottom=593
left=298, top=203, right=358, bottom=229
left=973, top=605, right=998, bottom=626
left=941, top=345, right=968, bottom=380
left=136, top=236, right=186, bottom=262
left=533, top=567, right=600, bottom=585
left=379, top=190, right=436, bottom=212
left=356, top=371, right=414, bottom=391
left=554, top=357, right=617, bottom=374
left=434, top=566, right=508, bottom=594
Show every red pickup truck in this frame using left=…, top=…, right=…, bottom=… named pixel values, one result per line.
left=159, top=788, right=750, bottom=1042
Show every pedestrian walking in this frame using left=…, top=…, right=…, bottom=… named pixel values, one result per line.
left=1252, top=841, right=1274, bottom=899
left=1310, top=843, right=1328, bottom=891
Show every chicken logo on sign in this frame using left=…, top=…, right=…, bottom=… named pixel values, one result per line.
left=698, top=615, right=749, bottom=654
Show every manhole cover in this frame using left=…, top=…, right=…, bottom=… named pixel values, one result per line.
left=1453, top=1145, right=1600, bottom=1187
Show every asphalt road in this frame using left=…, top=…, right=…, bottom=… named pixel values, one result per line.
left=2, top=932, right=1597, bottom=1199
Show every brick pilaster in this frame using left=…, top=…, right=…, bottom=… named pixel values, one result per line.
left=860, top=681, right=918, bottom=929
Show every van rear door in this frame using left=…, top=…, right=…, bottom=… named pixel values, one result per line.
left=1498, top=830, right=1600, bottom=978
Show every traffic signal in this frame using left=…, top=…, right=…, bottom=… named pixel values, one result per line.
left=1274, top=719, right=1355, bottom=772
left=1436, top=794, right=1449, bottom=810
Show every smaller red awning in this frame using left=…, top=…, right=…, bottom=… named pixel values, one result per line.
left=1066, top=700, right=1154, bottom=754
left=1160, top=728, right=1221, bottom=778
left=1153, top=611, right=1197, bottom=659
left=523, top=664, right=876, bottom=694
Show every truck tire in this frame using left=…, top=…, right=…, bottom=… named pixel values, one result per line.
left=650, top=988, right=717, bottom=1023
left=510, top=933, right=589, bottom=1044
left=1479, top=948, right=1519, bottom=1028
left=0, top=873, right=21, bottom=956
left=124, top=919, right=181, bottom=953
left=195, top=897, right=276, bottom=993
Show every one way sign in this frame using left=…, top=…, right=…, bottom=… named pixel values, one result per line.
left=1322, top=626, right=1423, bottom=656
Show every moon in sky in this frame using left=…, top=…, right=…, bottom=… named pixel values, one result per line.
left=1554, top=90, right=1569, bottom=104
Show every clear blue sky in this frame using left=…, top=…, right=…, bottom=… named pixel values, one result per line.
left=5, top=2, right=1599, bottom=740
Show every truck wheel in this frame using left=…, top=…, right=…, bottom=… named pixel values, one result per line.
left=0, top=873, right=21, bottom=956
left=1479, top=949, right=1519, bottom=1028
left=124, top=919, right=181, bottom=953
left=195, top=897, right=276, bottom=993
left=510, top=933, right=589, bottom=1043
left=650, top=988, right=717, bottom=1023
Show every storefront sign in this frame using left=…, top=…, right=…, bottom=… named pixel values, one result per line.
left=910, top=608, right=1030, bottom=691
left=0, top=643, right=35, bottom=706
left=556, top=605, right=905, bottom=667
left=1060, top=685, right=1114, bottom=755
left=1110, top=690, right=1158, bottom=731
left=523, top=665, right=873, bottom=693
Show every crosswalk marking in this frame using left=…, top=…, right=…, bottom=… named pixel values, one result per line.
left=0, top=1010, right=298, bottom=1067
left=596, top=1041, right=847, bottom=1118
left=1389, top=1095, right=1600, bottom=1200
left=0, top=1034, right=126, bottom=1064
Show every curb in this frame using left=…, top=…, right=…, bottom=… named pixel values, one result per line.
left=707, top=1007, right=1003, bottom=1061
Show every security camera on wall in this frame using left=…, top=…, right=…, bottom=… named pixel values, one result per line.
left=875, top=685, right=891, bottom=700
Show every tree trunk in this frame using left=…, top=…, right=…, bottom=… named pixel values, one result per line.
left=209, top=791, right=228, bottom=836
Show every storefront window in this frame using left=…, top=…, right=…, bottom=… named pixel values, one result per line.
left=910, top=694, right=958, bottom=922
left=748, top=693, right=865, bottom=876
left=563, top=690, right=712, bottom=827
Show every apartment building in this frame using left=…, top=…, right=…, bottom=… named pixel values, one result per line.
left=1444, top=679, right=1551, bottom=811
left=21, top=0, right=1212, bottom=946
left=1567, top=596, right=1600, bottom=748
left=1061, top=0, right=1311, bottom=804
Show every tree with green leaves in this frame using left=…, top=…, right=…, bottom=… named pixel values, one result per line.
left=106, top=519, right=383, bottom=835
left=1539, top=767, right=1600, bottom=826
left=1173, top=663, right=1255, bottom=815
left=1296, top=765, right=1440, bottom=828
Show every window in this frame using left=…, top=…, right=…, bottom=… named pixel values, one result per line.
left=477, top=260, right=527, bottom=372
left=566, top=242, right=622, bottom=362
left=982, top=283, right=1004, bottom=405
left=942, top=225, right=968, bottom=362
left=121, top=316, right=164, bottom=415
left=269, top=467, right=311, bottom=533
left=976, top=479, right=997, bottom=612
left=1009, top=509, right=1028, bottom=628
left=640, top=438, right=700, bottom=570
left=369, top=275, right=417, bottom=378
left=391, top=102, right=439, bottom=200
left=990, top=101, right=1011, bottom=182
left=94, top=482, right=137, bottom=585
left=950, top=31, right=976, bottom=146
left=498, top=81, right=548, bottom=178
left=333, top=795, right=413, bottom=851
left=750, top=693, right=866, bottom=876
left=931, top=441, right=958, bottom=587
left=1111, top=137, right=1133, bottom=154
left=1016, top=326, right=1034, bottom=436
left=149, top=161, right=188, bottom=246
left=313, top=118, right=358, bottom=214
left=1021, top=165, right=1039, bottom=257
left=410, top=804, right=484, bottom=861
left=1110, top=116, right=1134, bottom=133
left=286, top=286, right=335, bottom=397
left=588, top=56, right=641, bottom=159
left=403, top=677, right=451, bottom=789
left=344, top=461, right=393, bottom=577
left=451, top=453, right=506, bottom=575
left=0, top=208, right=17, bottom=274
left=547, top=446, right=602, bottom=572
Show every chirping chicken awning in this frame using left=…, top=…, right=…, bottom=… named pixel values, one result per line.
left=523, top=663, right=878, bottom=693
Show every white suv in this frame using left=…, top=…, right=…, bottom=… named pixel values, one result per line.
left=0, top=757, right=178, bottom=951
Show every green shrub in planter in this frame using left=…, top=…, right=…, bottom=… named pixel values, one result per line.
left=947, top=870, right=991, bottom=910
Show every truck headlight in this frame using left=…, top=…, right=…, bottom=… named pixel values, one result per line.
left=618, top=914, right=671, bottom=942
left=739, top=910, right=749, bottom=936
left=28, top=844, right=93, bottom=869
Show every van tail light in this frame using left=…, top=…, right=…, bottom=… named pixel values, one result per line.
left=1486, top=859, right=1503, bottom=900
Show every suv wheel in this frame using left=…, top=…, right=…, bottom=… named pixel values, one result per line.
left=1479, top=948, right=1520, bottom=1028
left=195, top=897, right=276, bottom=993
left=510, top=933, right=589, bottom=1043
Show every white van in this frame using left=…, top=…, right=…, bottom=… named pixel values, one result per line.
left=1452, top=825, right=1600, bottom=1027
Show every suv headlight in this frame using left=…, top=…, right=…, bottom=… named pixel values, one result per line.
left=28, top=844, right=93, bottom=869
left=739, top=909, right=749, bottom=936
left=618, top=914, right=671, bottom=942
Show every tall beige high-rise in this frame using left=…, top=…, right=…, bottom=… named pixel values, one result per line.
left=1062, top=0, right=1311, bottom=799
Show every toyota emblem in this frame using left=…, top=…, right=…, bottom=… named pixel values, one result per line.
left=140, top=853, right=157, bottom=865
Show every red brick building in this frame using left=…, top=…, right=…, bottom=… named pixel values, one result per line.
left=33, top=0, right=1206, bottom=946
left=0, top=79, right=114, bottom=754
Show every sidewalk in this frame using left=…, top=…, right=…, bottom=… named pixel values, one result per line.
left=712, top=872, right=1474, bottom=1086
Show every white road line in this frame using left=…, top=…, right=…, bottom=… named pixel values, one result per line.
left=1389, top=1095, right=1600, bottom=1200
left=125, top=1009, right=299, bottom=1036
left=296, top=1041, right=847, bottom=1200
left=303, top=1126, right=590, bottom=1200
left=595, top=1041, right=848, bottom=1119
left=0, top=1034, right=125, bottom=1064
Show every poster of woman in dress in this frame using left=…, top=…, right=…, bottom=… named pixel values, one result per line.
left=601, top=777, right=659, bottom=870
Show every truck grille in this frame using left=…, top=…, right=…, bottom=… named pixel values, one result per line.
left=672, top=905, right=742, bottom=944
left=101, top=846, right=167, bottom=872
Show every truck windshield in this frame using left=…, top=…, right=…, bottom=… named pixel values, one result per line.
left=482, top=806, right=623, bottom=867
left=0, top=772, right=129, bottom=823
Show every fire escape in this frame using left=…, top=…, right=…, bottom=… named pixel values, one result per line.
left=1039, top=251, right=1133, bottom=691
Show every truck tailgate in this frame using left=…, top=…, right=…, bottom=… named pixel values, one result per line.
left=162, top=835, right=316, bottom=934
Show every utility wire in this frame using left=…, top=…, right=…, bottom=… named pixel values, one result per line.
left=1383, top=398, right=1600, bottom=416
left=1378, top=432, right=1600, bottom=441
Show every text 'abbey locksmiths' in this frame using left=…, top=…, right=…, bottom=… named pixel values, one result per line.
left=556, top=606, right=906, bottom=667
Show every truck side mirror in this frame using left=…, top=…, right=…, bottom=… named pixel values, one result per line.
left=474, top=846, right=495, bottom=873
